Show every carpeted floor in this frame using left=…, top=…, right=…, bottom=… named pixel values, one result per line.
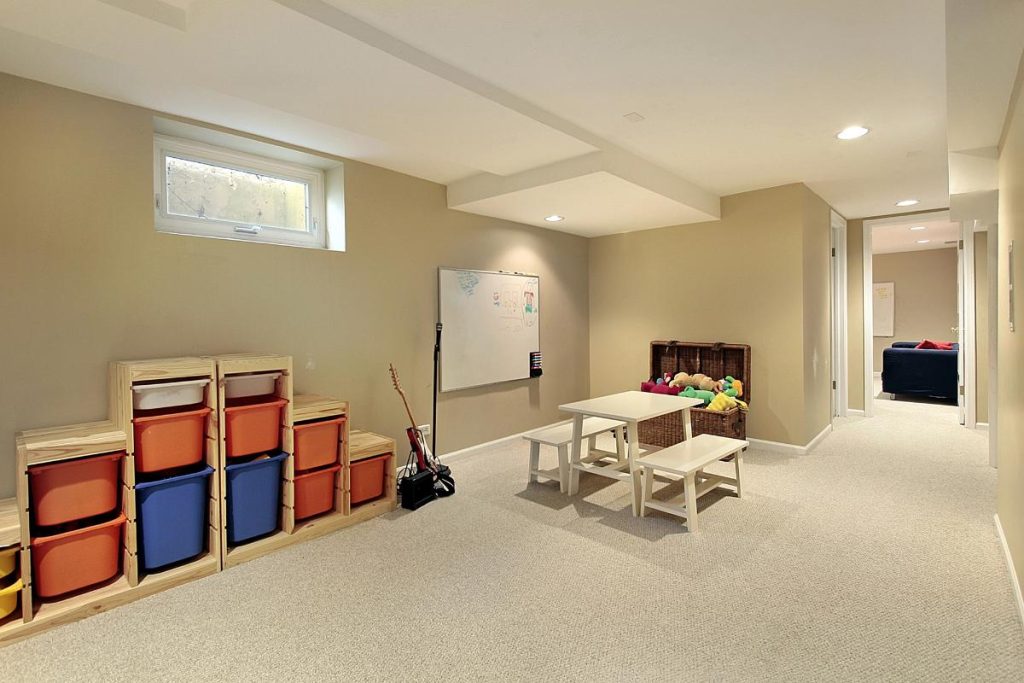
left=1, top=398, right=1021, bottom=681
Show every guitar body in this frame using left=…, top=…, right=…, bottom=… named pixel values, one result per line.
left=406, top=427, right=429, bottom=472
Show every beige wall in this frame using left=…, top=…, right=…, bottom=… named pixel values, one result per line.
left=0, top=74, right=592, bottom=496
left=871, top=248, right=958, bottom=368
left=997, top=67, right=1024, bottom=602
left=589, top=183, right=832, bottom=446
left=847, top=220, right=865, bottom=410
left=802, top=190, right=833, bottom=440
left=974, top=231, right=989, bottom=423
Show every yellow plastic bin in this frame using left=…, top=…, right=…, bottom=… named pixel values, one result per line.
left=0, top=546, right=17, bottom=582
left=0, top=577, right=22, bottom=620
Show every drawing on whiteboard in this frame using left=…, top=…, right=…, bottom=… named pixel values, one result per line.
left=457, top=270, right=480, bottom=295
left=524, top=290, right=535, bottom=314
left=523, top=280, right=538, bottom=326
left=492, top=291, right=500, bottom=307
left=500, top=289, right=523, bottom=329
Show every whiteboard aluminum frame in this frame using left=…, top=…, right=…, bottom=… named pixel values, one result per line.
left=437, top=267, right=541, bottom=393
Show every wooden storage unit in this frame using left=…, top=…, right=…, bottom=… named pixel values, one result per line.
left=110, top=357, right=219, bottom=584
left=347, top=430, right=398, bottom=515
left=638, top=341, right=752, bottom=447
left=212, top=354, right=294, bottom=568
left=291, top=395, right=348, bottom=526
left=0, top=499, right=22, bottom=632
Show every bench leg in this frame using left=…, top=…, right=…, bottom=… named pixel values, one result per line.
left=567, top=414, right=585, bottom=496
left=614, top=426, right=626, bottom=463
left=557, top=444, right=569, bottom=494
left=587, top=434, right=597, bottom=455
left=684, top=471, right=699, bottom=532
left=641, top=465, right=654, bottom=517
left=734, top=448, right=744, bottom=498
left=528, top=441, right=540, bottom=484
left=627, top=420, right=641, bottom=516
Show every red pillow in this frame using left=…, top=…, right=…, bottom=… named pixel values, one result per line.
left=915, top=340, right=954, bottom=350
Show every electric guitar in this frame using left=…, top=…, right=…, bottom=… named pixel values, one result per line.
left=389, top=363, right=432, bottom=472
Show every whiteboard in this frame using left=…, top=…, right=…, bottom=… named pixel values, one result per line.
left=439, top=268, right=540, bottom=391
left=873, top=282, right=895, bottom=337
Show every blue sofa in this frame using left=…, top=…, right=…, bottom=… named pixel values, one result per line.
left=881, top=341, right=959, bottom=400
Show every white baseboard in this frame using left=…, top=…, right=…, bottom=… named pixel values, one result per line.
left=846, top=408, right=866, bottom=416
left=995, top=513, right=1024, bottom=637
left=747, top=424, right=833, bottom=456
left=438, top=419, right=571, bottom=461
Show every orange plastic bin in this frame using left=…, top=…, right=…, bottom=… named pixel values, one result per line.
left=133, top=406, right=211, bottom=473
left=293, top=464, right=341, bottom=520
left=224, top=398, right=288, bottom=458
left=31, top=514, right=125, bottom=598
left=350, top=455, right=388, bottom=505
left=293, top=417, right=343, bottom=472
left=29, top=452, right=123, bottom=527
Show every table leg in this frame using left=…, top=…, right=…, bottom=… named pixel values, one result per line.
left=614, top=426, right=626, bottom=463
left=734, top=448, right=744, bottom=498
left=557, top=443, right=569, bottom=494
left=528, top=441, right=540, bottom=484
left=641, top=464, right=654, bottom=517
left=684, top=471, right=699, bottom=532
left=683, top=407, right=693, bottom=440
left=567, top=413, right=585, bottom=496
left=627, top=420, right=641, bottom=516
left=587, top=434, right=597, bottom=455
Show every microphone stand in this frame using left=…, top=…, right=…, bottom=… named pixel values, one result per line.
left=432, top=322, right=442, bottom=455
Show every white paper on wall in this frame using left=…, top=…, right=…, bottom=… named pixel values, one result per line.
left=873, top=281, right=895, bottom=337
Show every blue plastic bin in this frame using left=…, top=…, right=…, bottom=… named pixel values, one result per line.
left=225, top=452, right=287, bottom=545
left=135, top=465, right=214, bottom=571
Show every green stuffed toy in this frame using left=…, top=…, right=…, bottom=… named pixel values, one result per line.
left=681, top=385, right=715, bottom=406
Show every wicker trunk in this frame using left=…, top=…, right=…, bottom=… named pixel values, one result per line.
left=638, top=340, right=751, bottom=447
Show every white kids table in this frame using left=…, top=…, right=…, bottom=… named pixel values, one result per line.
left=559, top=391, right=703, bottom=515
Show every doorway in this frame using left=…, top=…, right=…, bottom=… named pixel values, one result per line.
left=861, top=210, right=978, bottom=424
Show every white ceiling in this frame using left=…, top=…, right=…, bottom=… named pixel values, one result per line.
left=0, top=0, right=961, bottom=234
left=872, top=217, right=960, bottom=255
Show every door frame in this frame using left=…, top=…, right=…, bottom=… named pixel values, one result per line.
left=862, top=210, right=971, bottom=418
left=830, top=210, right=849, bottom=418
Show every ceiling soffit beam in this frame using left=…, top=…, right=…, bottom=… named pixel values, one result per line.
left=448, top=151, right=720, bottom=221
left=98, top=0, right=189, bottom=31
left=271, top=0, right=720, bottom=217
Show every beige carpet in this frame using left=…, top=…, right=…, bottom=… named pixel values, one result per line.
left=1, top=399, right=1021, bottom=681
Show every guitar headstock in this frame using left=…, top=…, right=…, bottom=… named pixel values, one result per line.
left=389, top=363, right=403, bottom=393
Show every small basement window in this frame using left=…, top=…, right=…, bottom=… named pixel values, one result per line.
left=154, top=133, right=336, bottom=250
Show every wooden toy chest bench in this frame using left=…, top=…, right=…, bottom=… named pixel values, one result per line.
left=638, top=340, right=751, bottom=447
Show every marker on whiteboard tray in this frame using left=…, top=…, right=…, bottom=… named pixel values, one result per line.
left=530, top=351, right=543, bottom=378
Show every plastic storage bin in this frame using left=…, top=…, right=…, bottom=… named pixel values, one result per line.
left=224, top=398, right=287, bottom=458
left=135, top=466, right=214, bottom=571
left=133, top=407, right=211, bottom=473
left=293, top=417, right=343, bottom=472
left=225, top=452, right=287, bottom=545
left=293, top=464, right=341, bottom=521
left=0, top=577, right=22, bottom=619
left=132, top=379, right=209, bottom=410
left=224, top=373, right=281, bottom=400
left=31, top=514, right=125, bottom=598
left=29, top=452, right=124, bottom=526
left=0, top=546, right=17, bottom=581
left=350, top=455, right=388, bottom=505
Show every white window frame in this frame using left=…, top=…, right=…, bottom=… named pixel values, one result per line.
left=154, top=134, right=326, bottom=249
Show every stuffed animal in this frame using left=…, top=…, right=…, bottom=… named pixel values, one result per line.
left=717, top=375, right=744, bottom=398
left=642, top=380, right=680, bottom=396
left=707, top=392, right=748, bottom=412
left=668, top=372, right=693, bottom=388
left=681, top=386, right=715, bottom=406
left=692, top=374, right=717, bottom=392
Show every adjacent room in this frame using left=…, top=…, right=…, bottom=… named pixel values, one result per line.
left=1, top=1, right=1023, bottom=680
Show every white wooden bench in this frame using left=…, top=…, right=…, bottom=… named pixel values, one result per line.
left=635, top=434, right=748, bottom=531
left=523, top=417, right=626, bottom=493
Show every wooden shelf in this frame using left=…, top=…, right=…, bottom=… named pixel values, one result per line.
left=16, top=421, right=126, bottom=467
left=0, top=499, right=20, bottom=548
left=349, top=430, right=396, bottom=462
left=293, top=394, right=347, bottom=423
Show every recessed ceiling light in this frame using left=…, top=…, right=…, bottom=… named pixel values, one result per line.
left=544, top=215, right=564, bottom=222
left=895, top=199, right=919, bottom=207
left=910, top=226, right=927, bottom=231
left=916, top=239, right=931, bottom=244
left=837, top=125, right=869, bottom=140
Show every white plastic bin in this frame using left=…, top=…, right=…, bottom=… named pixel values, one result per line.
left=132, top=379, right=210, bottom=410
left=224, top=372, right=281, bottom=399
